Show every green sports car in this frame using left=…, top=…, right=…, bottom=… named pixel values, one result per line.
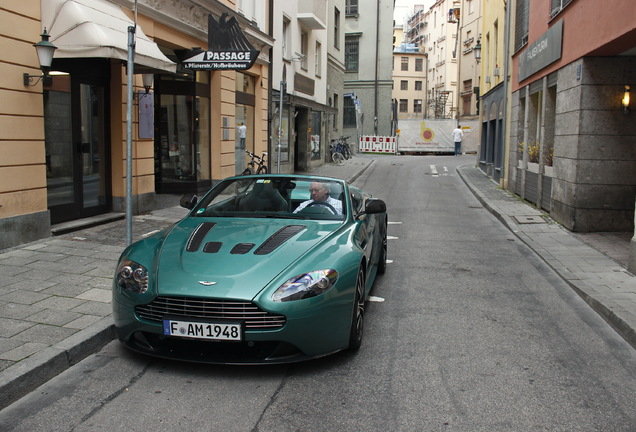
left=112, top=174, right=387, bottom=364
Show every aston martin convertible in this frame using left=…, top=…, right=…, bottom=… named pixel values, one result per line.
left=112, top=174, right=387, bottom=364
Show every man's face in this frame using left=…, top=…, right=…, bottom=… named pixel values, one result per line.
left=309, top=182, right=328, bottom=202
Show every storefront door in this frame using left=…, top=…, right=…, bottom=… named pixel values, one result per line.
left=45, top=74, right=110, bottom=225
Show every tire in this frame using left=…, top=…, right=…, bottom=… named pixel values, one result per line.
left=377, top=217, right=387, bottom=274
left=348, top=266, right=366, bottom=351
left=257, top=165, right=267, bottom=174
left=342, top=145, right=351, bottom=160
left=241, top=167, right=253, bottom=176
left=378, top=239, right=387, bottom=275
left=332, top=151, right=345, bottom=166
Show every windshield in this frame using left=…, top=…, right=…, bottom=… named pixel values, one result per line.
left=190, top=177, right=347, bottom=221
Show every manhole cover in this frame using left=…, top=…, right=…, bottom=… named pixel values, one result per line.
left=513, top=215, right=546, bottom=224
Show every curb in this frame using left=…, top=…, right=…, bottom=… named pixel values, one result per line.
left=0, top=319, right=115, bottom=410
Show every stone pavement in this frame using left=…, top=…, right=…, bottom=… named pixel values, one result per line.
left=0, top=155, right=634, bottom=410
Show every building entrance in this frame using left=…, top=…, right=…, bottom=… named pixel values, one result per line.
left=45, top=71, right=111, bottom=225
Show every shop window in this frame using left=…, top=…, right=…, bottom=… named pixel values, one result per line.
left=236, top=73, right=256, bottom=175
left=155, top=71, right=211, bottom=193
left=310, top=111, right=322, bottom=160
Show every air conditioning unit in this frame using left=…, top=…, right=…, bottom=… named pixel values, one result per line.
left=493, top=67, right=501, bottom=77
left=485, top=76, right=491, bottom=83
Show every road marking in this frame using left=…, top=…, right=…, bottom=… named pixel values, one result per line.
left=430, top=164, right=438, bottom=177
left=387, top=236, right=398, bottom=240
left=72, top=237, right=86, bottom=241
left=388, top=221, right=402, bottom=225
left=385, top=259, right=393, bottom=264
left=367, top=296, right=385, bottom=302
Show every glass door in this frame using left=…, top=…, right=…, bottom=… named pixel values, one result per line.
left=45, top=76, right=110, bottom=224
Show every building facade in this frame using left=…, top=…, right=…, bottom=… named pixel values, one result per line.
left=477, top=0, right=507, bottom=182
left=269, top=0, right=339, bottom=174
left=342, top=0, right=395, bottom=139
left=456, top=0, right=481, bottom=123
left=392, top=26, right=428, bottom=120
left=1, top=0, right=273, bottom=249
left=508, top=0, right=636, bottom=237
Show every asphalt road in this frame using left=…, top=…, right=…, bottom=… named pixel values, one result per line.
left=1, top=155, right=635, bottom=431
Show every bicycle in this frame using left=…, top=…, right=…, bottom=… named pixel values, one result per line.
left=338, top=136, right=352, bottom=160
left=241, top=150, right=268, bottom=175
left=330, top=141, right=345, bottom=166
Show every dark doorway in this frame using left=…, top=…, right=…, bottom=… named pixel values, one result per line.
left=44, top=60, right=111, bottom=225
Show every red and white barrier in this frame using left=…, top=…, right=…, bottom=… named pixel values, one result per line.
left=358, top=136, right=397, bottom=154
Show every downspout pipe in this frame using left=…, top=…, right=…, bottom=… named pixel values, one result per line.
left=374, top=0, right=380, bottom=135
left=501, top=0, right=512, bottom=187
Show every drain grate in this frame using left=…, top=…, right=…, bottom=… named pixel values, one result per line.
left=513, top=215, right=547, bottom=224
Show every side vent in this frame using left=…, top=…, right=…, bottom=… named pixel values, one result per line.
left=203, top=242, right=222, bottom=253
left=186, top=222, right=215, bottom=252
left=231, top=243, right=255, bottom=254
left=254, top=225, right=306, bottom=255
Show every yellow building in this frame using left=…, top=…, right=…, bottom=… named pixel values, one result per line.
left=1, top=0, right=272, bottom=249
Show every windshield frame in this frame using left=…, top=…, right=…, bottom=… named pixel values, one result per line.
left=189, top=176, right=349, bottom=221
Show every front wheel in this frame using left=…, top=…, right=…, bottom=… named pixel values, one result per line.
left=332, top=151, right=345, bottom=166
left=348, top=266, right=366, bottom=351
left=241, top=167, right=253, bottom=176
left=257, top=165, right=267, bottom=174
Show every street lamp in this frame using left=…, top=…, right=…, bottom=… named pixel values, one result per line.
left=142, top=73, right=154, bottom=94
left=23, top=29, right=57, bottom=86
left=473, top=38, right=482, bottom=63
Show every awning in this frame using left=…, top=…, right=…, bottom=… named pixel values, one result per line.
left=42, top=0, right=176, bottom=73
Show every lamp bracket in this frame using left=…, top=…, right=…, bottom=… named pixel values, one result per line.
left=23, top=73, right=51, bottom=87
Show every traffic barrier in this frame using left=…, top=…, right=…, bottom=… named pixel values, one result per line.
left=358, top=136, right=397, bottom=154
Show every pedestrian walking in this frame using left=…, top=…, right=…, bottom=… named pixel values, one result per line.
left=453, top=125, right=464, bottom=156
left=238, top=123, right=247, bottom=149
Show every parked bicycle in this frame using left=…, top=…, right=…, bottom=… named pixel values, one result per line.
left=329, top=140, right=345, bottom=166
left=338, top=136, right=352, bottom=160
left=242, top=150, right=268, bottom=175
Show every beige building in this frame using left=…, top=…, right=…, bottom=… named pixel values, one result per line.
left=1, top=0, right=273, bottom=249
left=392, top=27, right=428, bottom=120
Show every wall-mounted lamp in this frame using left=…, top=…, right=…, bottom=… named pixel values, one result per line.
left=142, top=73, right=154, bottom=94
left=473, top=38, right=482, bottom=63
left=622, top=85, right=630, bottom=114
left=23, top=29, right=57, bottom=86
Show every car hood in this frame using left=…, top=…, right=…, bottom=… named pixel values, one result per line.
left=155, top=217, right=343, bottom=300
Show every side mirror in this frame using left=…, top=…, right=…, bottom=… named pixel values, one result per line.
left=362, top=198, right=386, bottom=215
left=180, top=193, right=198, bottom=210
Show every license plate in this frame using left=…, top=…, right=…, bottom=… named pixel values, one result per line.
left=163, top=319, right=242, bottom=341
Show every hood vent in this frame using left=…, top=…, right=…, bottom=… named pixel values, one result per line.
left=231, top=243, right=255, bottom=254
left=254, top=225, right=306, bottom=255
left=203, top=242, right=222, bottom=253
left=186, top=222, right=216, bottom=252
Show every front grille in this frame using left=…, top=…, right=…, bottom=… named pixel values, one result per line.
left=136, top=296, right=286, bottom=330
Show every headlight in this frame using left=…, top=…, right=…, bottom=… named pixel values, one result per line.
left=116, top=260, right=149, bottom=294
left=272, top=269, right=338, bottom=302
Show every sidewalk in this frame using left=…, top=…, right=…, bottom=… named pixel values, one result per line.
left=1, top=156, right=634, bottom=410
